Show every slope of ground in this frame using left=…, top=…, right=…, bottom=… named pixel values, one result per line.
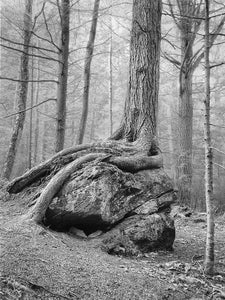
left=0, top=192, right=225, bottom=300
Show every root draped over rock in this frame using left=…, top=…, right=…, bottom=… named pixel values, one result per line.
left=26, top=153, right=108, bottom=223
left=7, top=141, right=163, bottom=225
left=7, top=141, right=159, bottom=194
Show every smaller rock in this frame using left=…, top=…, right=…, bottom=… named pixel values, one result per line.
left=101, top=213, right=175, bottom=256
left=171, top=205, right=192, bottom=218
left=192, top=212, right=206, bottom=223
left=88, top=230, right=103, bottom=239
left=69, top=227, right=87, bottom=238
left=192, top=218, right=206, bottom=223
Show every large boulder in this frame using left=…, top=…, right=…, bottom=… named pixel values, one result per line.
left=45, top=161, right=176, bottom=254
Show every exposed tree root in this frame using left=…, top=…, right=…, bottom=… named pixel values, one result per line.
left=25, top=153, right=108, bottom=223
left=6, top=141, right=134, bottom=193
left=7, top=140, right=160, bottom=194
left=7, top=144, right=93, bottom=193
left=7, top=139, right=163, bottom=225
left=108, top=154, right=162, bottom=172
left=108, top=124, right=125, bottom=141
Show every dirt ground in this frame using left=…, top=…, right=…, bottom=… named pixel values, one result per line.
left=0, top=192, right=225, bottom=300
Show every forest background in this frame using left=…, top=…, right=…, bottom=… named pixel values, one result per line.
left=0, top=0, right=225, bottom=213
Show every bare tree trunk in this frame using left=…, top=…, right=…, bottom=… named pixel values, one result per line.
left=167, top=103, right=176, bottom=183
left=55, top=0, right=70, bottom=152
left=2, top=0, right=33, bottom=180
left=204, top=0, right=214, bottom=275
left=76, top=0, right=100, bottom=145
left=168, top=0, right=225, bottom=206
left=176, top=0, right=194, bottom=206
left=112, top=0, right=162, bottom=155
left=33, top=49, right=40, bottom=165
left=108, top=8, right=113, bottom=136
left=28, top=50, right=34, bottom=169
left=177, top=70, right=193, bottom=205
left=89, top=107, right=96, bottom=142
left=41, top=120, right=48, bottom=162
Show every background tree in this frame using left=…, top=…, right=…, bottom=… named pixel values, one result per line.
left=55, top=0, right=70, bottom=152
left=204, top=0, right=214, bottom=275
left=76, top=0, right=101, bottom=145
left=108, top=6, right=113, bottom=136
left=173, top=0, right=204, bottom=205
left=2, top=0, right=33, bottom=180
left=164, top=0, right=225, bottom=206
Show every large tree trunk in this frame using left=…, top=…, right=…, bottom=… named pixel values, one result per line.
left=76, top=0, right=100, bottom=145
left=2, top=0, right=33, bottom=180
left=204, top=0, right=214, bottom=275
left=55, top=0, right=70, bottom=153
left=112, top=0, right=162, bottom=155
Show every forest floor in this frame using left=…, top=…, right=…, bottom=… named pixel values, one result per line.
left=0, top=192, right=225, bottom=300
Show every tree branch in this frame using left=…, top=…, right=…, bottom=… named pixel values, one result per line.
left=32, top=1, right=46, bottom=31
left=0, top=36, right=58, bottom=54
left=31, top=31, right=60, bottom=51
left=42, top=7, right=60, bottom=51
left=56, top=0, right=63, bottom=27
left=210, top=123, right=225, bottom=129
left=167, top=0, right=181, bottom=29
left=0, top=76, right=58, bottom=83
left=211, top=147, right=225, bottom=156
left=3, top=98, right=57, bottom=119
left=192, top=15, right=225, bottom=70
left=213, top=162, right=225, bottom=171
left=0, top=44, right=61, bottom=63
left=210, top=61, right=225, bottom=69
left=162, top=51, right=181, bottom=67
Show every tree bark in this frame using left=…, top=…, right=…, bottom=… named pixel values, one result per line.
left=114, top=0, right=162, bottom=154
left=28, top=50, right=34, bottom=169
left=109, top=7, right=113, bottom=136
left=204, top=0, right=214, bottom=276
left=55, top=0, right=70, bottom=152
left=33, top=46, right=40, bottom=165
left=76, top=0, right=100, bottom=145
left=169, top=0, right=201, bottom=205
left=2, top=0, right=33, bottom=180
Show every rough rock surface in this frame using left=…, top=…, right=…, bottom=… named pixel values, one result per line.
left=101, top=213, right=175, bottom=255
left=45, top=161, right=176, bottom=254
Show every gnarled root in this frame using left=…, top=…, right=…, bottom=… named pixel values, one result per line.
left=6, top=141, right=134, bottom=193
left=25, top=153, right=108, bottom=223
left=7, top=140, right=163, bottom=224
left=108, top=154, right=162, bottom=172
left=7, top=140, right=161, bottom=194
